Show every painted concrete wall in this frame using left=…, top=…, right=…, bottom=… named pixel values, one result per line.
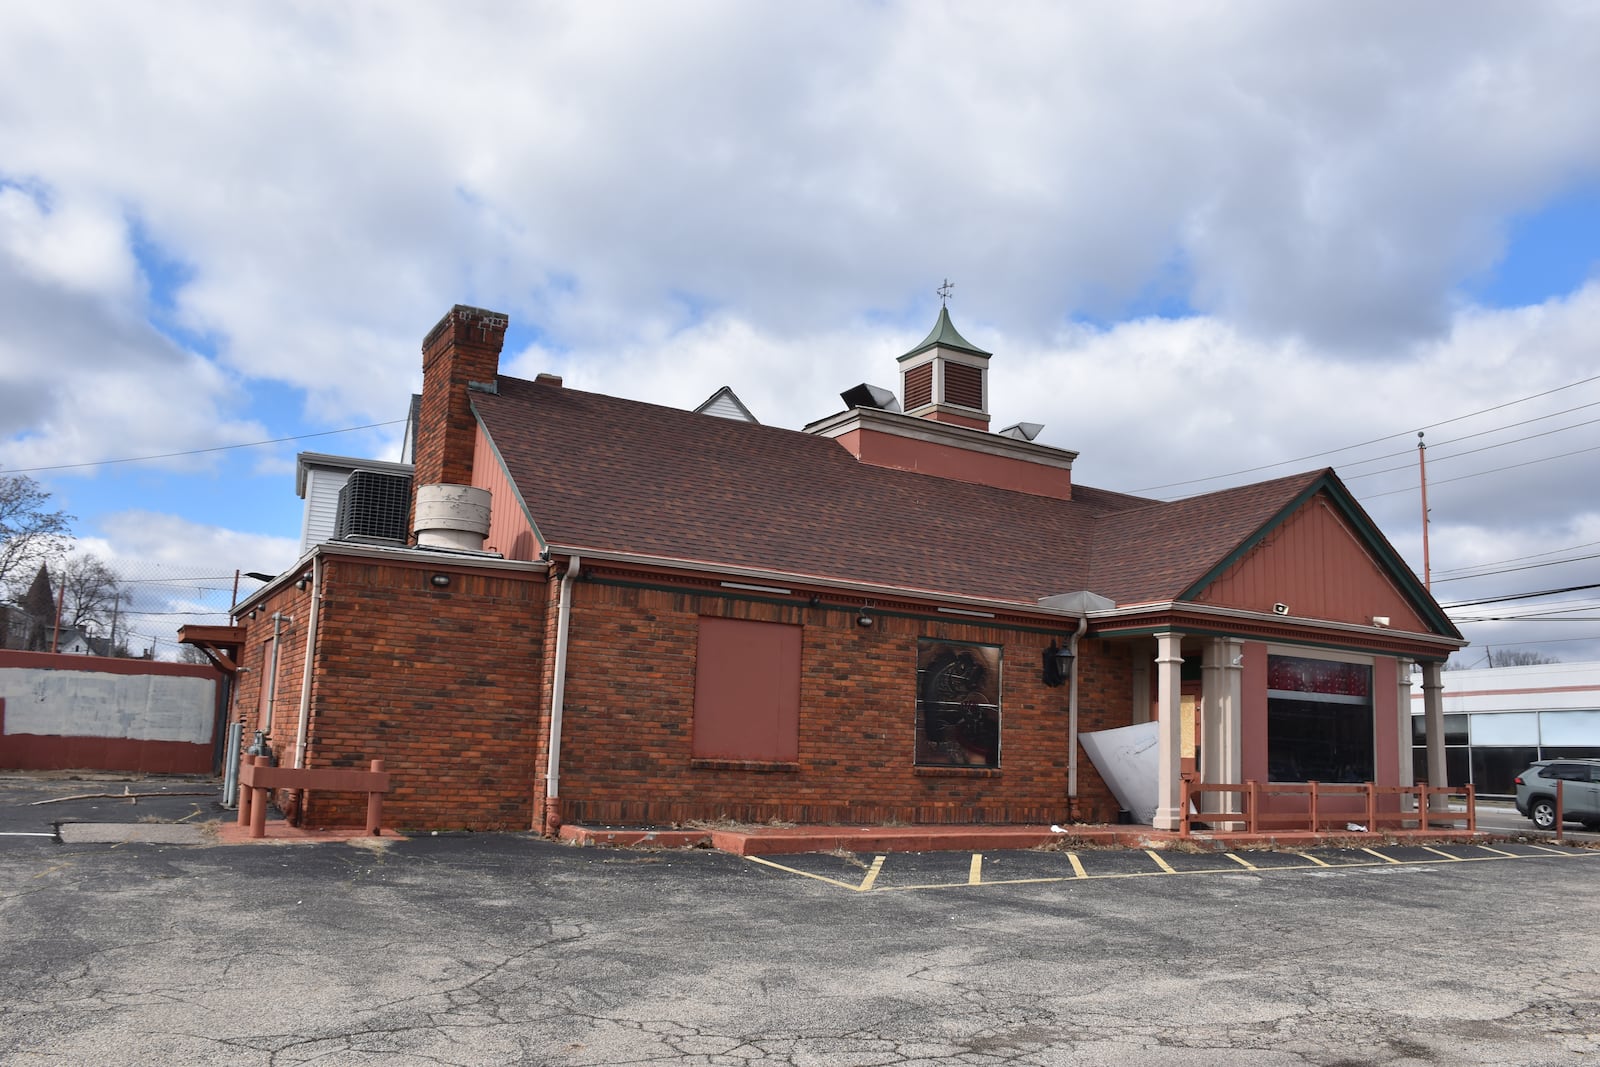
left=0, top=651, right=221, bottom=773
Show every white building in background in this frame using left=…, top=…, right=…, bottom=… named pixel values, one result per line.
left=1410, top=661, right=1600, bottom=795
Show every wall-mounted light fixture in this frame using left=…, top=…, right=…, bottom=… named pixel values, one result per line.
left=1272, top=602, right=1289, bottom=616
left=1043, top=640, right=1074, bottom=687
left=430, top=573, right=451, bottom=588
left=294, top=572, right=312, bottom=591
left=247, top=608, right=258, bottom=620
left=1370, top=616, right=1391, bottom=628
left=856, top=605, right=873, bottom=628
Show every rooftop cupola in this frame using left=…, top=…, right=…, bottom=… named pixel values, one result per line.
left=897, top=306, right=992, bottom=431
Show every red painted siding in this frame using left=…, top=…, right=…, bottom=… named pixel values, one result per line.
left=1194, top=493, right=1427, bottom=630
left=835, top=427, right=1072, bottom=500
left=474, top=422, right=540, bottom=560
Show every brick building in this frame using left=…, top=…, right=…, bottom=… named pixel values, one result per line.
left=213, top=304, right=1466, bottom=832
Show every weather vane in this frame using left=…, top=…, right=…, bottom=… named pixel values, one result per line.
left=937, top=278, right=954, bottom=307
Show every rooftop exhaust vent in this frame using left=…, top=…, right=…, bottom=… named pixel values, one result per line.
left=840, top=383, right=902, bottom=413
left=335, top=471, right=413, bottom=544
left=999, top=422, right=1044, bottom=442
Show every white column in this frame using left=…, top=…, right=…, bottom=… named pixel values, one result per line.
left=1153, top=632, right=1185, bottom=830
left=1421, top=660, right=1447, bottom=814
left=1396, top=659, right=1415, bottom=787
left=1200, top=640, right=1225, bottom=810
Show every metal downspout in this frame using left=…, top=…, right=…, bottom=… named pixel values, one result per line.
left=544, top=554, right=580, bottom=831
left=1066, top=612, right=1089, bottom=799
left=293, top=556, right=322, bottom=770
left=264, top=611, right=287, bottom=734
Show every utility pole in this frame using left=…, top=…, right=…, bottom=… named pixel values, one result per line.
left=1418, top=432, right=1431, bottom=591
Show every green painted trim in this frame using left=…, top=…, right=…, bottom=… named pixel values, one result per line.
left=1177, top=473, right=1461, bottom=640
left=470, top=402, right=548, bottom=555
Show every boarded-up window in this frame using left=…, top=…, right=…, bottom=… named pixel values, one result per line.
left=904, top=363, right=934, bottom=409
left=943, top=362, right=983, bottom=409
left=693, top=618, right=801, bottom=761
left=915, top=639, right=1001, bottom=767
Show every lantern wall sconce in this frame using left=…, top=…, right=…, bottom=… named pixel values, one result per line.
left=430, top=573, right=452, bottom=588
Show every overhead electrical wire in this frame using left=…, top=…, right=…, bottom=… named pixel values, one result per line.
left=4, top=419, right=406, bottom=474
left=1134, top=372, right=1600, bottom=493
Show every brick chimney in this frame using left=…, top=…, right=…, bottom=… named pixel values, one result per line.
left=413, top=304, right=508, bottom=493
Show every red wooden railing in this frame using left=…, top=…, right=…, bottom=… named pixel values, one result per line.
left=1178, top=778, right=1475, bottom=837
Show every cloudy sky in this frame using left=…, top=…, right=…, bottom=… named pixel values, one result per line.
left=1, top=1, right=1597, bottom=663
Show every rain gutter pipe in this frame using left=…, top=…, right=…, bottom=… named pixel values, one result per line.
left=544, top=554, right=580, bottom=828
left=264, top=610, right=287, bottom=734
left=293, top=554, right=322, bottom=770
left=1066, top=611, right=1089, bottom=799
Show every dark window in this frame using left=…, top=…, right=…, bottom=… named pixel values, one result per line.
left=1470, top=747, right=1539, bottom=796
left=1268, top=655, right=1373, bottom=783
left=915, top=639, right=1001, bottom=767
left=692, top=618, right=800, bottom=762
left=1541, top=763, right=1590, bottom=781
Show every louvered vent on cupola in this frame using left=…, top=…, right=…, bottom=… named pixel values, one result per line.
left=896, top=306, right=992, bottom=431
left=334, top=470, right=413, bottom=544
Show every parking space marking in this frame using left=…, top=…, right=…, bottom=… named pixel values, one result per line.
left=858, top=855, right=885, bottom=891
left=745, top=855, right=866, bottom=892
left=744, top=844, right=1597, bottom=894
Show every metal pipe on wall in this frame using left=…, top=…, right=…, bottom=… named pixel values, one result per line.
left=293, top=555, right=322, bottom=770
left=1066, top=611, right=1089, bottom=799
left=543, top=554, right=581, bottom=829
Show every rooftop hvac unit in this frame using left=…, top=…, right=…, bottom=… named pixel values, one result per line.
left=335, top=470, right=412, bottom=544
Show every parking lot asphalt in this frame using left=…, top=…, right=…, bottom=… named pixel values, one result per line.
left=2, top=774, right=1598, bottom=1065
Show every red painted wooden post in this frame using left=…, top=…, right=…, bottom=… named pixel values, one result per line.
left=1247, top=781, right=1258, bottom=833
left=1309, top=781, right=1320, bottom=833
left=1365, top=782, right=1376, bottom=832
left=1179, top=775, right=1191, bottom=837
left=366, top=759, right=384, bottom=836
left=1464, top=783, right=1475, bottom=833
left=237, top=758, right=252, bottom=827
left=249, top=756, right=268, bottom=839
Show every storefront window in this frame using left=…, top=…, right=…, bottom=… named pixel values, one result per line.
left=1267, top=654, right=1373, bottom=783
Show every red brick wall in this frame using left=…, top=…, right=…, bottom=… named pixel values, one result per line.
left=231, top=553, right=549, bottom=831
left=553, top=570, right=1131, bottom=827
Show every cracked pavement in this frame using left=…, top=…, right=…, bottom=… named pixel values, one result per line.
left=0, top=795, right=1596, bottom=1064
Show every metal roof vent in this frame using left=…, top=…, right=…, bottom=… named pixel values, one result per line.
left=334, top=471, right=412, bottom=544
left=840, top=383, right=902, bottom=413
left=413, top=484, right=491, bottom=551
left=999, top=422, right=1044, bottom=442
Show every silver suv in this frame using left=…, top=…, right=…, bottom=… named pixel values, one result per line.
left=1513, top=759, right=1600, bottom=831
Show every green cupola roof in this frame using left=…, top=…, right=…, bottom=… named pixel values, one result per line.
left=899, top=306, right=991, bottom=361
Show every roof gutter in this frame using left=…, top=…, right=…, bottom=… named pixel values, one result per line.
left=543, top=554, right=580, bottom=833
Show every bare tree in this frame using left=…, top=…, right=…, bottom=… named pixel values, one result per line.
left=60, top=555, right=131, bottom=648
left=0, top=473, right=73, bottom=598
left=1485, top=648, right=1559, bottom=668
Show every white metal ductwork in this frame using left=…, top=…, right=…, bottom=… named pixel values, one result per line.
left=413, top=484, right=491, bottom=551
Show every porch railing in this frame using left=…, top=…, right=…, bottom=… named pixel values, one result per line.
left=1178, top=778, right=1476, bottom=838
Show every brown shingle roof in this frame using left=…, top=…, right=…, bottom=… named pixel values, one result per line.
left=473, top=377, right=1325, bottom=607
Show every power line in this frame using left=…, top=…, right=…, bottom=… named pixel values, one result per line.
left=1358, top=441, right=1600, bottom=500
left=1441, top=582, right=1600, bottom=609
left=1431, top=551, right=1600, bottom=585
left=1433, top=539, right=1600, bottom=578
left=4, top=420, right=406, bottom=474
left=1135, top=372, right=1600, bottom=493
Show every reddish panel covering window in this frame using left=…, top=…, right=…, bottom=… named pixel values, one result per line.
left=693, top=617, right=801, bottom=761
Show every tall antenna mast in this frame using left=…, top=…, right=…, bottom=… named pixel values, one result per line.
left=1418, top=431, right=1431, bottom=591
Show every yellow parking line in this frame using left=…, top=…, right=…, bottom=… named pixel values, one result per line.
left=1525, top=843, right=1577, bottom=856
left=744, top=855, right=869, bottom=892
left=1144, top=849, right=1177, bottom=874
left=968, top=854, right=983, bottom=885
left=1420, top=846, right=1462, bottom=862
left=1360, top=847, right=1402, bottom=864
left=1290, top=851, right=1331, bottom=866
left=1475, top=844, right=1517, bottom=858
left=858, top=855, right=886, bottom=892
left=1225, top=852, right=1258, bottom=870
left=1067, top=852, right=1087, bottom=879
